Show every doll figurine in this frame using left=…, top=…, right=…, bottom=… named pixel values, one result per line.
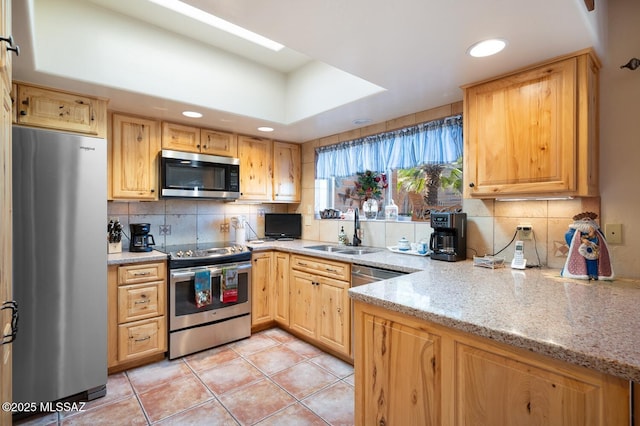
left=561, top=212, right=614, bottom=280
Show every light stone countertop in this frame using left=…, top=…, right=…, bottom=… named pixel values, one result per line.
left=248, top=239, right=640, bottom=382
left=107, top=249, right=168, bottom=265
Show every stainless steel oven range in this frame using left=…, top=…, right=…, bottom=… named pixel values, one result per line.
left=166, top=242, right=252, bottom=359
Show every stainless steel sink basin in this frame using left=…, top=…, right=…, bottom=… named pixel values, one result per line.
left=303, top=245, right=381, bottom=255
left=304, top=244, right=346, bottom=252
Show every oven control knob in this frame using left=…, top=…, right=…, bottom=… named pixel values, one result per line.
left=230, top=247, right=236, bottom=252
left=176, top=250, right=184, bottom=258
left=186, top=250, right=193, bottom=257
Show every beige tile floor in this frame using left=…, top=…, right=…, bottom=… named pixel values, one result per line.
left=16, top=328, right=355, bottom=425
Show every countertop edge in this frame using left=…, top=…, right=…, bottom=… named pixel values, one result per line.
left=107, top=250, right=168, bottom=265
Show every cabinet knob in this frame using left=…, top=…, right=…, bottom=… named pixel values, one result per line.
left=468, top=182, right=475, bottom=188
left=196, top=144, right=200, bottom=148
left=150, top=189, right=155, bottom=193
left=7, top=45, right=19, bottom=56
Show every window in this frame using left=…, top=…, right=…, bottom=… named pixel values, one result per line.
left=315, top=115, right=462, bottom=219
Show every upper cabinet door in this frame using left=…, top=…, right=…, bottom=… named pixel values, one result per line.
left=161, top=122, right=200, bottom=152
left=16, top=85, right=107, bottom=137
left=238, top=136, right=272, bottom=201
left=463, top=50, right=599, bottom=198
left=200, top=129, right=237, bottom=157
left=273, top=141, right=301, bottom=202
left=111, top=113, right=160, bottom=200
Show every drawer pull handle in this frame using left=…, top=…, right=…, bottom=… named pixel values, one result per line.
left=133, top=271, right=151, bottom=276
left=134, top=299, right=151, bottom=305
left=298, top=262, right=308, bottom=266
left=133, top=336, right=151, bottom=342
left=326, top=268, right=338, bottom=273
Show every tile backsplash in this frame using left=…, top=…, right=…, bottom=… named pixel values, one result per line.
left=302, top=197, right=600, bottom=269
left=107, top=200, right=288, bottom=249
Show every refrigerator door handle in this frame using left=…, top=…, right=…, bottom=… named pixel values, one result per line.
left=1, top=300, right=18, bottom=345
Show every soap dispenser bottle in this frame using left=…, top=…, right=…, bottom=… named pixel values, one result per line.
left=338, top=226, right=347, bottom=245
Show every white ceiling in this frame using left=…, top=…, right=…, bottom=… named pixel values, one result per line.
left=11, top=0, right=605, bottom=143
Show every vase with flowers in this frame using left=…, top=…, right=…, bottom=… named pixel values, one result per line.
left=354, top=170, right=388, bottom=219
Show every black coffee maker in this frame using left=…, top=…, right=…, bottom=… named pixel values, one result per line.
left=129, top=223, right=156, bottom=252
left=429, top=212, right=467, bottom=262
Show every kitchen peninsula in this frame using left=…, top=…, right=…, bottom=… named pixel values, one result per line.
left=248, top=240, right=640, bottom=425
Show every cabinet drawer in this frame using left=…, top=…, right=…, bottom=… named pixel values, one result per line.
left=118, top=281, right=165, bottom=323
left=117, top=317, right=166, bottom=362
left=291, top=254, right=350, bottom=281
left=118, top=262, right=166, bottom=284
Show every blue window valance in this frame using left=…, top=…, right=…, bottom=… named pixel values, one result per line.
left=315, top=114, right=462, bottom=179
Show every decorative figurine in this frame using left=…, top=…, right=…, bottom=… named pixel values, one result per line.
left=561, top=212, right=614, bottom=280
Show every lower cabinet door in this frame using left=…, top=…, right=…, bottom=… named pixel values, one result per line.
left=317, top=276, right=350, bottom=355
left=359, top=312, right=441, bottom=426
left=118, top=316, right=166, bottom=362
left=289, top=270, right=317, bottom=338
left=454, top=343, right=626, bottom=426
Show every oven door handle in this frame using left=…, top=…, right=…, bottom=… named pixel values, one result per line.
left=170, top=269, right=221, bottom=279
left=170, top=263, right=251, bottom=279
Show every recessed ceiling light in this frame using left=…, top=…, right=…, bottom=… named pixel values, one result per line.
left=257, top=126, right=274, bottom=132
left=353, top=118, right=372, bottom=125
left=182, top=111, right=203, bottom=118
left=148, top=0, right=285, bottom=52
left=467, top=39, right=507, bottom=57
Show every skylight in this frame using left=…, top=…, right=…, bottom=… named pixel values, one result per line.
left=147, top=0, right=285, bottom=51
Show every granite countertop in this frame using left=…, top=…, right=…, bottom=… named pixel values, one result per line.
left=107, top=249, right=168, bottom=265
left=248, top=239, right=640, bottom=383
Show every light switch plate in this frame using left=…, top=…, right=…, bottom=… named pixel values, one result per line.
left=604, top=223, right=622, bottom=244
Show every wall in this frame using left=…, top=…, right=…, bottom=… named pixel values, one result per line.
left=599, top=0, right=640, bottom=278
left=107, top=200, right=287, bottom=250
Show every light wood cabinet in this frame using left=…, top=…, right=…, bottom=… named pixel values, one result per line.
left=463, top=49, right=599, bottom=198
left=354, top=302, right=630, bottom=426
left=290, top=254, right=351, bottom=356
left=14, top=83, right=108, bottom=138
left=272, top=141, right=301, bottom=202
left=161, top=122, right=238, bottom=157
left=238, top=135, right=273, bottom=201
left=251, top=252, right=273, bottom=328
left=108, top=261, right=167, bottom=372
left=201, top=129, right=237, bottom=157
left=358, top=311, right=441, bottom=425
left=0, top=0, right=13, bottom=420
left=273, top=252, right=290, bottom=326
left=110, top=113, right=161, bottom=200
left=161, top=122, right=200, bottom=152
left=238, top=136, right=301, bottom=202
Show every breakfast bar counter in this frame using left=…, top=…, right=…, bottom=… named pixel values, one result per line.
left=348, top=260, right=640, bottom=383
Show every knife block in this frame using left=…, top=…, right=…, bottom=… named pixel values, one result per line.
left=108, top=241, right=122, bottom=254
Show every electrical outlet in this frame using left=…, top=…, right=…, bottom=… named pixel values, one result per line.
left=517, top=223, right=532, bottom=240
left=604, top=223, right=622, bottom=244
left=220, top=223, right=230, bottom=233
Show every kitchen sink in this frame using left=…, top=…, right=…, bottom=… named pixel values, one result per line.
left=303, top=244, right=381, bottom=255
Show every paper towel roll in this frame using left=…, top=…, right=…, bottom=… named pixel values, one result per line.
left=236, top=228, right=246, bottom=244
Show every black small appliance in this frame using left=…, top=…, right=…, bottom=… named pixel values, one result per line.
left=129, top=223, right=156, bottom=252
left=264, top=213, right=302, bottom=240
left=429, top=212, right=467, bottom=262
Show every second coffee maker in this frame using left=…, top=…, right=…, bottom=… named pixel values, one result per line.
left=129, top=223, right=156, bottom=252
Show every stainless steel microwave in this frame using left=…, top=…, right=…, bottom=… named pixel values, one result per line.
left=161, top=150, right=240, bottom=199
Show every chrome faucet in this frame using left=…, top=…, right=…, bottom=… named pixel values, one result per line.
left=352, top=208, right=362, bottom=246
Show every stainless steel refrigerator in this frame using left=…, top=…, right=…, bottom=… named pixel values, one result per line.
left=12, top=126, right=107, bottom=404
